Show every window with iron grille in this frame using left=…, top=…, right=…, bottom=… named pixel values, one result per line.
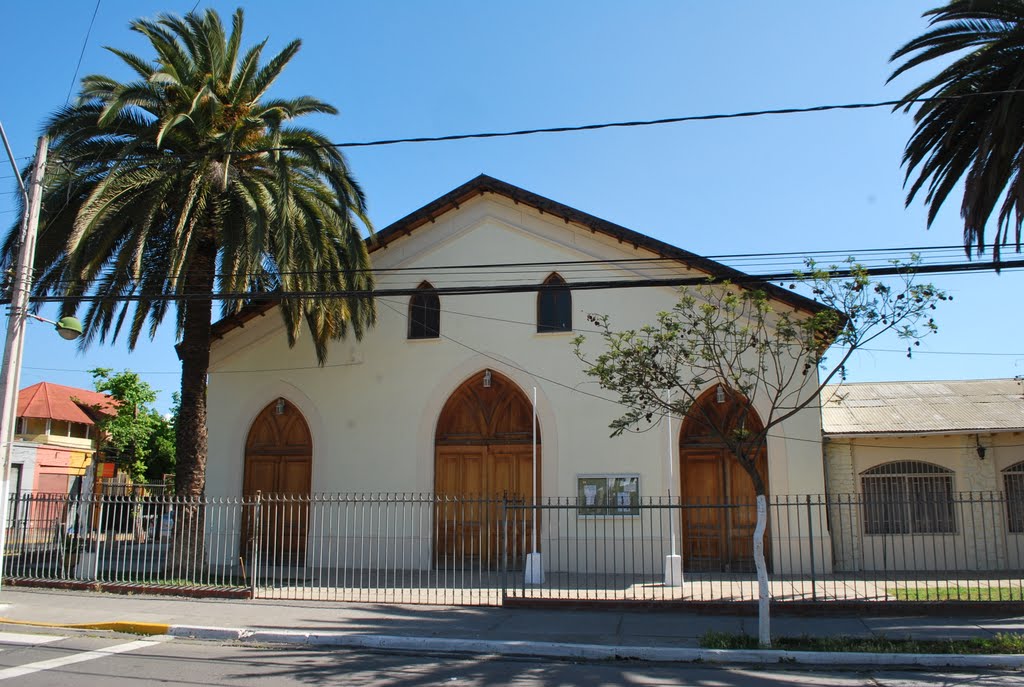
left=537, top=273, right=571, bottom=333
left=1004, top=462, right=1024, bottom=533
left=408, top=281, right=440, bottom=339
left=861, top=461, right=955, bottom=535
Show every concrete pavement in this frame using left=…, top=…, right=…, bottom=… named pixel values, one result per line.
left=1, top=587, right=1023, bottom=668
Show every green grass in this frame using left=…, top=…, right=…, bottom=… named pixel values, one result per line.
left=886, top=586, right=1024, bottom=601
left=700, top=631, right=1024, bottom=654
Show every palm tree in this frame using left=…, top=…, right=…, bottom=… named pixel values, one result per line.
left=890, top=1, right=1024, bottom=262
left=2, top=9, right=375, bottom=509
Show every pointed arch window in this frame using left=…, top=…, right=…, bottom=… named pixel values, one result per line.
left=1004, top=462, right=1024, bottom=533
left=537, top=273, right=572, bottom=333
left=861, top=461, right=955, bottom=535
left=408, top=281, right=440, bottom=339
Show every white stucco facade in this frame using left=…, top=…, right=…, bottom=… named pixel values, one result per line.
left=205, top=178, right=830, bottom=573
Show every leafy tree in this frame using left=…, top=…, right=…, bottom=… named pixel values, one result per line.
left=573, top=259, right=947, bottom=646
left=145, top=392, right=178, bottom=484
left=890, top=1, right=1024, bottom=261
left=88, top=368, right=174, bottom=484
left=1, top=9, right=375, bottom=511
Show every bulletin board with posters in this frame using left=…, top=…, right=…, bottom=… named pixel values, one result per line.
left=576, top=474, right=640, bottom=516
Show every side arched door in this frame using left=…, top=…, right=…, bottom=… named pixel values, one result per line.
left=242, top=399, right=312, bottom=566
left=679, top=386, right=769, bottom=572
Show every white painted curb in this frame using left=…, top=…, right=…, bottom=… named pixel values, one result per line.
left=165, top=625, right=1024, bottom=669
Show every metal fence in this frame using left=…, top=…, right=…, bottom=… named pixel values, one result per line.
left=4, top=491, right=1022, bottom=605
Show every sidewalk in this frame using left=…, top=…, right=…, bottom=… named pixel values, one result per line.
left=1, top=587, right=1023, bottom=668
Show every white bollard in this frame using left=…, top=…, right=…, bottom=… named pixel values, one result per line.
left=664, top=554, right=683, bottom=587
left=525, top=552, right=544, bottom=585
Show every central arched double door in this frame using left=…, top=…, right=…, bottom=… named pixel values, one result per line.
left=434, top=371, right=539, bottom=568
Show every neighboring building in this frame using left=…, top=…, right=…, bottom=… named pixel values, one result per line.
left=205, top=175, right=832, bottom=575
left=822, top=379, right=1024, bottom=572
left=11, top=381, right=114, bottom=500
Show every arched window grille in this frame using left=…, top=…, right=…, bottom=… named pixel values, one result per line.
left=408, top=281, right=440, bottom=339
left=537, top=273, right=571, bottom=333
left=1004, top=461, right=1024, bottom=533
left=860, top=461, right=955, bottom=535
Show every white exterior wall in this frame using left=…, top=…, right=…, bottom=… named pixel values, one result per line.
left=825, top=432, right=1024, bottom=572
left=206, top=194, right=827, bottom=572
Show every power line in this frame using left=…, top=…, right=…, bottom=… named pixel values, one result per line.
left=15, top=243, right=1004, bottom=293
left=54, top=89, right=1024, bottom=163
left=65, top=0, right=102, bottom=106
left=11, top=258, right=1020, bottom=305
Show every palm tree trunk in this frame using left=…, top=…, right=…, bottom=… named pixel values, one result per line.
left=170, top=235, right=216, bottom=579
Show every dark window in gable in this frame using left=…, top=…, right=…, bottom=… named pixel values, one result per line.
left=408, top=282, right=440, bottom=339
left=537, top=273, right=571, bottom=333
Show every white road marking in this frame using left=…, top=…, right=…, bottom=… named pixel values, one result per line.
left=0, top=632, right=64, bottom=645
left=0, top=639, right=161, bottom=681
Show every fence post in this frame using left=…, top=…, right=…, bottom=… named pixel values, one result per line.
left=501, top=496, right=508, bottom=601
left=251, top=491, right=262, bottom=599
left=805, top=494, right=817, bottom=601
left=92, top=496, right=105, bottom=582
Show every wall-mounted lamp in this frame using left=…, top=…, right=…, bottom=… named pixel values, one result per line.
left=274, top=398, right=287, bottom=415
left=483, top=370, right=492, bottom=388
left=715, top=386, right=726, bottom=404
left=976, top=434, right=987, bottom=460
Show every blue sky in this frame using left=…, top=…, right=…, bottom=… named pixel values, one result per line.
left=3, top=1, right=1023, bottom=415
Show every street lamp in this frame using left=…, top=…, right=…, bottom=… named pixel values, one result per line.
left=26, top=313, right=84, bottom=341
left=0, top=136, right=82, bottom=593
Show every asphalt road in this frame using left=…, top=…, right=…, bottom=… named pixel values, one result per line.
left=0, top=627, right=1021, bottom=686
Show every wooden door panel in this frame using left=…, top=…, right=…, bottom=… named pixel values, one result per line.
left=488, top=445, right=537, bottom=564
left=434, top=444, right=538, bottom=567
left=244, top=456, right=278, bottom=495
left=435, top=446, right=487, bottom=564
left=680, top=448, right=770, bottom=573
left=279, top=457, right=311, bottom=494
left=726, top=450, right=769, bottom=572
left=681, top=450, right=725, bottom=571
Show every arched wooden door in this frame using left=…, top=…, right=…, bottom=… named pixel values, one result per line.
left=435, top=370, right=540, bottom=568
left=679, top=386, right=769, bottom=572
left=243, top=399, right=312, bottom=566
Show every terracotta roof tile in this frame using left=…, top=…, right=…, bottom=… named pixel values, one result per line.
left=16, top=382, right=116, bottom=425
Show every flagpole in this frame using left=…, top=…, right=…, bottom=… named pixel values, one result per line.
left=664, top=389, right=682, bottom=586
left=525, top=385, right=543, bottom=584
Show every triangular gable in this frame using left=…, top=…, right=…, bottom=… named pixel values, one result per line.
left=212, top=175, right=824, bottom=338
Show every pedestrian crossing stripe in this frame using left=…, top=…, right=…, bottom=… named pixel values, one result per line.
left=0, top=632, right=64, bottom=645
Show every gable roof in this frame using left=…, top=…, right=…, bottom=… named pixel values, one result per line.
left=821, top=379, right=1024, bottom=437
left=212, top=174, right=825, bottom=338
left=17, top=382, right=116, bottom=425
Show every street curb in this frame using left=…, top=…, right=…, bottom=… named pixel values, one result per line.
left=165, top=624, right=1024, bottom=669
left=0, top=617, right=171, bottom=636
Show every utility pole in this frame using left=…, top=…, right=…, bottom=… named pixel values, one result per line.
left=0, top=136, right=48, bottom=592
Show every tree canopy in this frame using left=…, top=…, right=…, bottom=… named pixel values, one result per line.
left=89, top=368, right=175, bottom=484
left=1, top=8, right=375, bottom=500
left=890, top=1, right=1024, bottom=261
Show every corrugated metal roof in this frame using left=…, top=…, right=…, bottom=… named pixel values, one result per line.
left=17, top=382, right=116, bottom=425
left=821, top=379, right=1024, bottom=435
